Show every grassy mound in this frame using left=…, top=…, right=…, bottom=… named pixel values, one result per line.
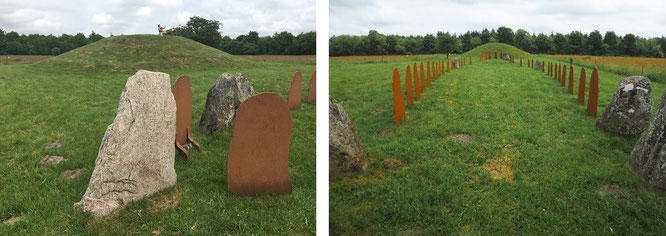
left=37, top=35, right=249, bottom=72
left=462, top=42, right=531, bottom=60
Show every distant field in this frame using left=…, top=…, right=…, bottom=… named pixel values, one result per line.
left=1, top=55, right=53, bottom=65
left=239, top=55, right=315, bottom=64
left=547, top=55, right=666, bottom=74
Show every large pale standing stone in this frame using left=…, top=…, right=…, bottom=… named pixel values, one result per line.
left=199, top=73, right=255, bottom=134
left=74, top=70, right=177, bottom=218
left=329, top=96, right=368, bottom=176
left=597, top=76, right=652, bottom=136
left=629, top=87, right=666, bottom=191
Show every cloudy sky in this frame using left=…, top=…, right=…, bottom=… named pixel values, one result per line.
left=0, top=0, right=315, bottom=38
left=331, top=0, right=666, bottom=38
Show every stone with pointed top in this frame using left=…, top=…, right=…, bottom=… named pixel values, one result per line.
left=73, top=70, right=177, bottom=218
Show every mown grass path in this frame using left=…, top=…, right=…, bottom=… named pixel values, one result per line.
left=0, top=61, right=315, bottom=234
left=330, top=57, right=666, bottom=234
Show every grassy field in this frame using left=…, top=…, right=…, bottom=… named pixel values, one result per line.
left=0, top=35, right=315, bottom=234
left=545, top=54, right=666, bottom=84
left=1, top=55, right=54, bottom=65
left=329, top=43, right=666, bottom=234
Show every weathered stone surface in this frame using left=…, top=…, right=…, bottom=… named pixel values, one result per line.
left=453, top=59, right=460, bottom=68
left=227, top=93, right=292, bottom=195
left=199, top=73, right=255, bottom=134
left=535, top=60, right=542, bottom=69
left=629, top=87, right=666, bottom=191
left=287, top=71, right=302, bottom=109
left=329, top=96, right=368, bottom=175
left=392, top=68, right=405, bottom=125
left=597, top=76, right=653, bottom=136
left=307, top=70, right=316, bottom=103
left=74, top=70, right=177, bottom=218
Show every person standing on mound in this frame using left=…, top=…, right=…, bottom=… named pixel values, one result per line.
left=158, top=24, right=166, bottom=36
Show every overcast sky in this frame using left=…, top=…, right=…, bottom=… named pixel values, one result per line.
left=331, top=0, right=666, bottom=38
left=0, top=0, right=315, bottom=38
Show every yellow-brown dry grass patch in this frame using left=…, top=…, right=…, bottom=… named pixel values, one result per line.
left=147, top=187, right=182, bottom=213
left=548, top=55, right=666, bottom=73
left=480, top=143, right=518, bottom=181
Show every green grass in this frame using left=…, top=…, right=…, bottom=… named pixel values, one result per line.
left=38, top=35, right=250, bottom=72
left=0, top=36, right=315, bottom=234
left=461, top=42, right=531, bottom=60
left=329, top=44, right=666, bottom=234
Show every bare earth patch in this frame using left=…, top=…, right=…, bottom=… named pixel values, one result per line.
left=382, top=158, right=403, bottom=170
left=61, top=168, right=89, bottom=180
left=44, top=140, right=62, bottom=148
left=3, top=216, right=22, bottom=226
left=40, top=155, right=66, bottom=165
left=378, top=129, right=394, bottom=137
left=480, top=143, right=517, bottom=180
left=599, top=185, right=624, bottom=197
left=148, top=187, right=182, bottom=213
left=451, top=134, right=473, bottom=143
left=371, top=109, right=383, bottom=114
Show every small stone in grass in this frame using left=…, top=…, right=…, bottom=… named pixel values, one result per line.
left=451, top=134, right=473, bottom=143
left=599, top=185, right=623, bottom=197
left=3, top=216, right=22, bottom=226
left=383, top=158, right=402, bottom=170
left=40, top=155, right=66, bottom=165
left=377, top=129, right=393, bottom=137
left=44, top=140, right=62, bottom=148
left=61, top=168, right=88, bottom=180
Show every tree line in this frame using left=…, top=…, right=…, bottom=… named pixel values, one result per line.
left=0, top=29, right=104, bottom=55
left=330, top=27, right=666, bottom=58
left=165, top=16, right=315, bottom=55
left=0, top=16, right=315, bottom=56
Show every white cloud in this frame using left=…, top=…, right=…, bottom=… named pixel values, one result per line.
left=0, top=0, right=315, bottom=37
left=147, top=0, right=183, bottom=6
left=330, top=0, right=666, bottom=38
left=137, top=6, right=152, bottom=16
left=176, top=11, right=192, bottom=24
left=92, top=12, right=112, bottom=24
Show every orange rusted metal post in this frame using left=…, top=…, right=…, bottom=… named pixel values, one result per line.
left=405, top=65, right=413, bottom=107
left=587, top=68, right=599, bottom=117
left=413, top=62, right=420, bottom=98
left=173, top=75, right=201, bottom=158
left=427, top=60, right=431, bottom=85
left=578, top=67, right=586, bottom=104
left=420, top=62, right=426, bottom=92
left=568, top=66, right=574, bottom=94
left=392, top=68, right=406, bottom=125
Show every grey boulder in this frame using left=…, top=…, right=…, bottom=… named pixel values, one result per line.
left=597, top=76, right=653, bottom=136
left=329, top=96, right=368, bottom=176
left=74, top=70, right=177, bottom=218
left=629, top=87, right=666, bottom=191
left=199, top=73, right=255, bottom=134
